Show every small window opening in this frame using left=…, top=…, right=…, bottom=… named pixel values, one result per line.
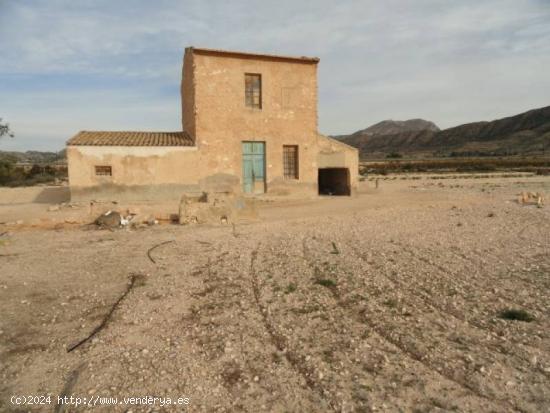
left=283, top=145, right=299, bottom=179
left=245, top=73, right=262, bottom=109
left=95, top=166, right=112, bottom=176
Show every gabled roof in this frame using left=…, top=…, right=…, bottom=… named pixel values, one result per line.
left=188, top=47, right=320, bottom=64
left=67, top=131, right=194, bottom=147
left=318, top=133, right=359, bottom=152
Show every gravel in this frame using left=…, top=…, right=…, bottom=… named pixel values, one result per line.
left=0, top=175, right=549, bottom=412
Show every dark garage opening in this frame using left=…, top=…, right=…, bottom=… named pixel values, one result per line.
left=318, top=168, right=350, bottom=196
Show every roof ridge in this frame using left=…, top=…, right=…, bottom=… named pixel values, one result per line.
left=188, top=47, right=319, bottom=64
left=80, top=130, right=185, bottom=133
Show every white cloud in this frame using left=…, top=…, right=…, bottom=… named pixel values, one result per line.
left=0, top=0, right=549, bottom=150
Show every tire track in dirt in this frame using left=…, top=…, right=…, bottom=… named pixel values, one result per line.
left=342, top=234, right=494, bottom=333
left=377, top=240, right=543, bottom=324
left=249, top=247, right=339, bottom=412
left=389, top=242, right=550, bottom=350
left=414, top=247, right=550, bottom=321
left=392, top=240, right=536, bottom=303
left=362, top=232, right=548, bottom=327
left=301, top=235, right=530, bottom=413
left=181, top=251, right=240, bottom=363
left=403, top=241, right=550, bottom=300
left=344, top=238, right=550, bottom=389
left=449, top=247, right=550, bottom=292
left=180, top=244, right=324, bottom=411
left=255, top=235, right=449, bottom=411
left=299, top=239, right=497, bottom=409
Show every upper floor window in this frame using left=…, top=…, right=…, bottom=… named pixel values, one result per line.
left=245, top=73, right=262, bottom=109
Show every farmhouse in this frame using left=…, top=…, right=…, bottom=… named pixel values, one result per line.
left=66, top=47, right=358, bottom=201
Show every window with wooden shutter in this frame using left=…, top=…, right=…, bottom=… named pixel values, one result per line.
left=95, top=165, right=112, bottom=176
left=245, top=73, right=262, bottom=109
left=283, top=145, right=299, bottom=179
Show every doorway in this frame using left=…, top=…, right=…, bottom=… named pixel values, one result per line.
left=318, top=168, right=350, bottom=196
left=242, top=141, right=266, bottom=194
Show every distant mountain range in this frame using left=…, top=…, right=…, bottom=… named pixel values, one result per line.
left=336, top=106, right=550, bottom=158
left=1, top=106, right=549, bottom=163
left=0, top=149, right=66, bottom=164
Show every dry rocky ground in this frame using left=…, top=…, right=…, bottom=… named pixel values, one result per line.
left=0, top=175, right=549, bottom=412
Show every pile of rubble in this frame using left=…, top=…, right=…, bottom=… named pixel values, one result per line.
left=518, top=191, right=544, bottom=207
left=178, top=192, right=256, bottom=225
left=93, top=192, right=257, bottom=229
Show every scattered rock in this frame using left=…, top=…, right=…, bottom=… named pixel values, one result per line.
left=95, top=211, right=122, bottom=228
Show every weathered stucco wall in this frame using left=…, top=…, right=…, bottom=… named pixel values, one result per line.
left=317, top=134, right=359, bottom=194
left=181, top=51, right=196, bottom=141
left=68, top=48, right=359, bottom=201
left=68, top=146, right=199, bottom=186
left=68, top=146, right=208, bottom=201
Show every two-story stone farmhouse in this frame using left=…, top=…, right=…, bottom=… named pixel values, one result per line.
left=66, top=47, right=358, bottom=201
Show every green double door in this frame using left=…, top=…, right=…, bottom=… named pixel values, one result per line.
left=242, top=141, right=266, bottom=194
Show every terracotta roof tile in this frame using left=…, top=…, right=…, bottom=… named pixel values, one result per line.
left=67, top=131, right=194, bottom=147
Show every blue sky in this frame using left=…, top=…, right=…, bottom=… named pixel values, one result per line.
left=1, top=0, right=549, bottom=151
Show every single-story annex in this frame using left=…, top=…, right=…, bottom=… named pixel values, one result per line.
left=66, top=47, right=359, bottom=201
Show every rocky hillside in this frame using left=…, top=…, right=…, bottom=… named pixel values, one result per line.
left=351, top=119, right=440, bottom=137
left=0, top=149, right=66, bottom=164
left=337, top=106, right=550, bottom=158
